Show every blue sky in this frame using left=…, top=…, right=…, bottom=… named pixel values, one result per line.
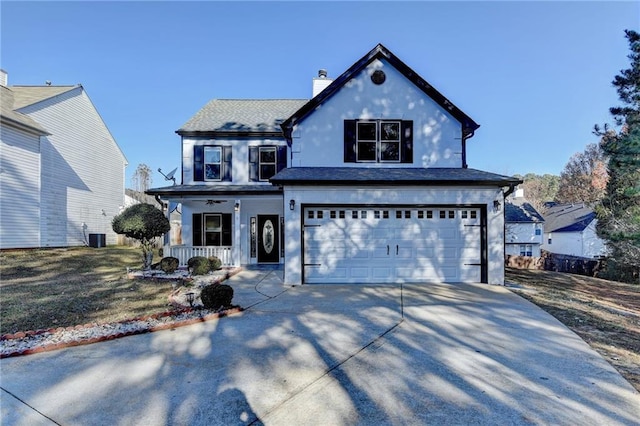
left=2, top=1, right=638, bottom=188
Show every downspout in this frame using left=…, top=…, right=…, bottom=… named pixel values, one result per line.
left=461, top=128, right=475, bottom=169
left=501, top=182, right=519, bottom=279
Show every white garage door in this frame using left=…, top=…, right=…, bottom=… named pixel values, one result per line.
left=303, top=207, right=483, bottom=284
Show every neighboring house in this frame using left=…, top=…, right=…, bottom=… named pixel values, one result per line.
left=541, top=203, right=608, bottom=258
left=0, top=70, right=127, bottom=249
left=505, top=189, right=545, bottom=258
left=148, top=44, right=521, bottom=285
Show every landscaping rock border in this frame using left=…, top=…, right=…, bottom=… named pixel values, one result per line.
left=0, top=267, right=243, bottom=359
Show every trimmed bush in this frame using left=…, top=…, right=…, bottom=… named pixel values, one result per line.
left=208, top=256, right=222, bottom=271
left=200, top=284, right=234, bottom=310
left=188, top=256, right=210, bottom=275
left=159, top=257, right=179, bottom=274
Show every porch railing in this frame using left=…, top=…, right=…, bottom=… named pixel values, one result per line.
left=167, top=246, right=234, bottom=267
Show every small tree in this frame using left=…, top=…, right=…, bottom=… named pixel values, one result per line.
left=112, top=203, right=170, bottom=270
left=555, top=143, right=608, bottom=204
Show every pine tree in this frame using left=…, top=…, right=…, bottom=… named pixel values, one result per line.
left=594, top=30, right=640, bottom=278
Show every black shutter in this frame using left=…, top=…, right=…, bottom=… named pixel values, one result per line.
left=249, top=146, right=258, bottom=182
left=222, top=214, right=232, bottom=246
left=222, top=146, right=232, bottom=182
left=194, top=145, right=204, bottom=181
left=192, top=213, right=202, bottom=246
left=276, top=145, right=288, bottom=173
left=401, top=120, right=413, bottom=163
left=344, top=120, right=356, bottom=162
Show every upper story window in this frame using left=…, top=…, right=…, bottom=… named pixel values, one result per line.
left=204, top=147, right=222, bottom=181
left=249, top=145, right=287, bottom=182
left=259, top=147, right=276, bottom=181
left=344, top=119, right=412, bottom=163
left=194, top=145, right=232, bottom=182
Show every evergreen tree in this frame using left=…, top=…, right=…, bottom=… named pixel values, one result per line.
left=594, top=30, right=640, bottom=276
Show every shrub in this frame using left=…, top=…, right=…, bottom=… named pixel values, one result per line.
left=159, top=257, right=179, bottom=274
left=111, top=203, right=170, bottom=270
left=200, top=284, right=234, bottom=310
left=208, top=256, right=222, bottom=271
left=188, top=256, right=210, bottom=275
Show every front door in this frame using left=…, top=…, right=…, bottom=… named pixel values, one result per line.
left=257, top=215, right=279, bottom=263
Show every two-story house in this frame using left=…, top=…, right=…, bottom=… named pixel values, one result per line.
left=505, top=189, right=545, bottom=258
left=0, top=71, right=127, bottom=249
left=542, top=202, right=608, bottom=258
left=148, top=44, right=521, bottom=285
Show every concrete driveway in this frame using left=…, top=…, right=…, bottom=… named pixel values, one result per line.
left=2, top=268, right=639, bottom=425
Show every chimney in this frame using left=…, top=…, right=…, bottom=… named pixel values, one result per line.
left=0, top=69, right=7, bottom=87
left=312, top=69, right=333, bottom=97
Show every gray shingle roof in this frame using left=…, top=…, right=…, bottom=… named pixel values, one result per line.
left=505, top=201, right=544, bottom=222
left=146, top=184, right=283, bottom=197
left=270, top=167, right=522, bottom=186
left=543, top=203, right=596, bottom=233
left=9, top=85, right=78, bottom=110
left=0, top=86, right=49, bottom=134
left=177, top=99, right=309, bottom=134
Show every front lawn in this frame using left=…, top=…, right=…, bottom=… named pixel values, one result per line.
left=0, top=246, right=177, bottom=334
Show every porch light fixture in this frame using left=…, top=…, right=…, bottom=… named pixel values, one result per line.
left=234, top=202, right=240, bottom=212
left=493, top=199, right=502, bottom=212
left=289, top=199, right=295, bottom=211
left=185, top=292, right=195, bottom=308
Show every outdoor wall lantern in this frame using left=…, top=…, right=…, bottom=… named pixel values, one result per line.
left=185, top=292, right=195, bottom=308
left=289, top=199, right=295, bottom=211
left=234, top=202, right=240, bottom=212
left=493, top=199, right=502, bottom=212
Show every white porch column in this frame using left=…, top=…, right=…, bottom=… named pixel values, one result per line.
left=233, top=199, right=241, bottom=266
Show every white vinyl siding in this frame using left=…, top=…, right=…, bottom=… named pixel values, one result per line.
left=17, top=87, right=126, bottom=247
left=0, top=126, right=41, bottom=248
left=290, top=58, right=462, bottom=168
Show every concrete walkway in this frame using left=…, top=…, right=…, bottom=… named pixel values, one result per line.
left=1, top=268, right=639, bottom=425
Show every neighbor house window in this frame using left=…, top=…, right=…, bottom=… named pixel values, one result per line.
left=520, top=245, right=533, bottom=256
left=193, top=145, right=232, bottom=182
left=535, top=228, right=542, bottom=236
left=249, top=146, right=287, bottom=182
left=344, top=120, right=413, bottom=163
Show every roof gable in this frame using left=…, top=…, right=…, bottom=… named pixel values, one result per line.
left=281, top=43, right=480, bottom=136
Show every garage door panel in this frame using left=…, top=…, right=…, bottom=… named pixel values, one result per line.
left=304, top=207, right=483, bottom=284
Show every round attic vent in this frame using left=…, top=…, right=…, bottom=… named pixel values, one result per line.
left=371, top=70, right=386, bottom=85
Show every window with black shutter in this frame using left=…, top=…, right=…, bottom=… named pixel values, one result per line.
left=193, top=145, right=232, bottom=182
left=344, top=119, right=412, bottom=163
left=192, top=213, right=232, bottom=246
left=249, top=145, right=287, bottom=182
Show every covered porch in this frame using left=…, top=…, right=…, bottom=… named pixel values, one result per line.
left=147, top=184, right=285, bottom=268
